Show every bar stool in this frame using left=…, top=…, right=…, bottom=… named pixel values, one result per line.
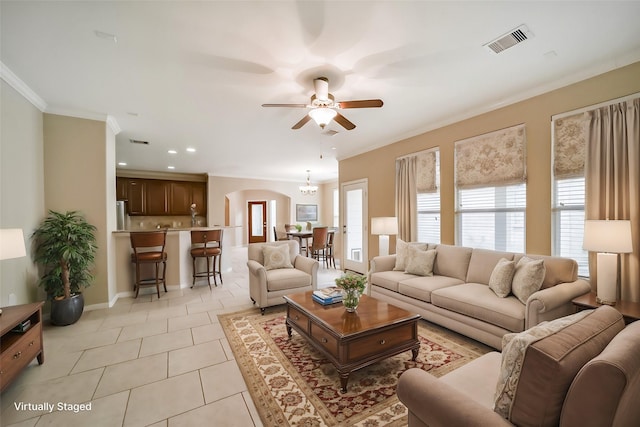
left=190, top=229, right=223, bottom=289
left=130, top=230, right=168, bottom=298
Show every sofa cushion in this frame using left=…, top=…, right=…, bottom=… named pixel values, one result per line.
left=370, top=270, right=415, bottom=292
left=514, top=254, right=578, bottom=289
left=467, top=249, right=515, bottom=285
left=431, top=283, right=525, bottom=332
left=512, top=257, right=545, bottom=303
left=262, top=244, right=294, bottom=270
left=398, top=275, right=465, bottom=303
left=488, top=258, right=516, bottom=298
left=394, top=239, right=428, bottom=271
left=248, top=241, right=298, bottom=266
left=494, top=305, right=624, bottom=427
left=265, top=268, right=311, bottom=291
left=405, top=247, right=437, bottom=276
left=433, top=244, right=473, bottom=282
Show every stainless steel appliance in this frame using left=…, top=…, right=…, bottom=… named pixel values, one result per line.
left=116, top=201, right=126, bottom=230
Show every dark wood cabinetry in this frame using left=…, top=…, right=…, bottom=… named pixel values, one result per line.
left=117, top=177, right=207, bottom=216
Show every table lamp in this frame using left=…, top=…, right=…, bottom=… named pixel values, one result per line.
left=583, top=220, right=633, bottom=305
left=0, top=228, right=27, bottom=314
left=371, top=217, right=398, bottom=256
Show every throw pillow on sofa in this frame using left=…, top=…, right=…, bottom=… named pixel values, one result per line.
left=262, top=244, right=293, bottom=270
left=405, top=247, right=437, bottom=276
left=488, top=258, right=516, bottom=298
left=393, top=239, right=428, bottom=271
left=511, top=257, right=545, bottom=303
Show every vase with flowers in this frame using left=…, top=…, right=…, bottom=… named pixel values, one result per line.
left=335, top=273, right=367, bottom=312
left=190, top=203, right=197, bottom=227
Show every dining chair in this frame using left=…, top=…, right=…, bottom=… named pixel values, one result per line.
left=273, top=226, right=288, bottom=241
left=130, top=230, right=168, bottom=298
left=190, top=229, right=223, bottom=289
left=308, top=227, right=329, bottom=266
left=325, top=230, right=336, bottom=268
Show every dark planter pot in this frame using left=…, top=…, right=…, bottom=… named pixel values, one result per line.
left=50, top=293, right=84, bottom=326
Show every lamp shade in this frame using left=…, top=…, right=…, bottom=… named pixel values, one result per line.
left=583, top=220, right=633, bottom=253
left=0, top=228, right=27, bottom=260
left=371, top=217, right=398, bottom=235
left=308, top=107, right=337, bottom=128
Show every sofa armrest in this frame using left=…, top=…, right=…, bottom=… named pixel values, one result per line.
left=370, top=255, right=396, bottom=273
left=397, top=368, right=511, bottom=427
left=293, top=255, right=319, bottom=290
left=525, top=279, right=591, bottom=328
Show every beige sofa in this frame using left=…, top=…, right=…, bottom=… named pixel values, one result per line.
left=397, top=306, right=640, bottom=427
left=247, top=240, right=318, bottom=314
left=369, top=244, right=591, bottom=349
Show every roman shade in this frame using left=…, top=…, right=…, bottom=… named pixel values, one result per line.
left=416, top=149, right=438, bottom=193
left=554, top=112, right=587, bottom=179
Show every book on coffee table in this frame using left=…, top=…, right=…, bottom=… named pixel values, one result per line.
left=312, top=287, right=343, bottom=305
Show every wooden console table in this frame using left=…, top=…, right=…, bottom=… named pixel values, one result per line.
left=572, top=292, right=640, bottom=324
left=0, top=302, right=45, bottom=392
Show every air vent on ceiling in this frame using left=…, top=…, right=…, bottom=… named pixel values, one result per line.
left=484, top=25, right=532, bottom=54
left=129, top=139, right=149, bottom=145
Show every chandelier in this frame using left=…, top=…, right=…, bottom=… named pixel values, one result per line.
left=299, top=170, right=318, bottom=195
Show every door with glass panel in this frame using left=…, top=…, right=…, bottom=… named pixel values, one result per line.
left=341, top=179, right=368, bottom=274
left=248, top=201, right=267, bottom=243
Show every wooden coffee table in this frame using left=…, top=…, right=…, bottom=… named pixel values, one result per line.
left=283, top=291, right=421, bottom=393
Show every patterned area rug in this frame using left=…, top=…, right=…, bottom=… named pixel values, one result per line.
left=219, top=308, right=491, bottom=427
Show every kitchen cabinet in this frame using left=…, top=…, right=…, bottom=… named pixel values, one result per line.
left=119, top=177, right=207, bottom=216
left=116, top=177, right=129, bottom=201
left=146, top=180, right=169, bottom=215
left=127, top=180, right=146, bottom=215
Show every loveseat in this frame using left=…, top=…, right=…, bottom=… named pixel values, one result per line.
left=369, top=243, right=591, bottom=349
left=397, top=306, right=640, bottom=427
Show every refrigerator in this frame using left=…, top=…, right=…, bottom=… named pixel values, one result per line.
left=116, top=201, right=126, bottom=230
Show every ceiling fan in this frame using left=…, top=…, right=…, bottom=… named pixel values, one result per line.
left=262, top=77, right=383, bottom=130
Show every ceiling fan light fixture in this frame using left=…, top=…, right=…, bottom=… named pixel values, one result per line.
left=308, top=108, right=337, bottom=129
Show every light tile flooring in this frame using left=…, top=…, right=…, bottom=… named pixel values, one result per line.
left=1, top=247, right=342, bottom=427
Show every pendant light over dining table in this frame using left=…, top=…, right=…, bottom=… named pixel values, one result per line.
left=300, top=170, right=318, bottom=195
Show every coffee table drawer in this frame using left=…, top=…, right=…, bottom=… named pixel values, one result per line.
left=310, top=323, right=338, bottom=358
left=288, top=306, right=310, bottom=334
left=348, top=323, right=414, bottom=361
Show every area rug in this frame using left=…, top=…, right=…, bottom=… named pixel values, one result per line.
left=219, top=308, right=491, bottom=426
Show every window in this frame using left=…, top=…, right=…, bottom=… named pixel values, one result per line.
left=457, top=184, right=526, bottom=252
left=333, top=189, right=339, bottom=228
left=552, top=112, right=587, bottom=276
left=552, top=177, right=587, bottom=276
left=417, top=150, right=440, bottom=243
left=455, top=124, right=527, bottom=252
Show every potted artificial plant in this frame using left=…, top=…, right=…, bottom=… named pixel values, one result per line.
left=32, top=210, right=97, bottom=326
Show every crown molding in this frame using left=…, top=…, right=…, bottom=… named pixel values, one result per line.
left=106, top=115, right=121, bottom=135
left=0, top=62, right=47, bottom=112
left=45, top=107, right=121, bottom=135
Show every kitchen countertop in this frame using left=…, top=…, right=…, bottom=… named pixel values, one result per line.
left=113, top=225, right=240, bottom=234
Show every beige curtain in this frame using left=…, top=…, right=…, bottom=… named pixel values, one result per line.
left=585, top=98, right=640, bottom=301
left=395, top=156, right=417, bottom=242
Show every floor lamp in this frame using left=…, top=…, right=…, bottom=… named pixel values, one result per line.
left=371, top=217, right=398, bottom=256
left=0, top=228, right=27, bottom=314
left=583, top=220, right=633, bottom=305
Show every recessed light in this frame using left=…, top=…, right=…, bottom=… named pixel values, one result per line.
left=331, top=146, right=337, bottom=150
left=118, top=162, right=127, bottom=166
left=186, top=148, right=196, bottom=153
left=167, top=166, right=175, bottom=170
left=168, top=150, right=177, bottom=154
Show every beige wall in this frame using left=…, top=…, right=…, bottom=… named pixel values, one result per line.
left=0, top=80, right=45, bottom=306
left=340, top=61, right=640, bottom=259
left=43, top=114, right=112, bottom=307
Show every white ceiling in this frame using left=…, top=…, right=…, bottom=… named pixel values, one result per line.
left=2, top=1, right=640, bottom=184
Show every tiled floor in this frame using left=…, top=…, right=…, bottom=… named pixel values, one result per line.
left=1, top=246, right=342, bottom=427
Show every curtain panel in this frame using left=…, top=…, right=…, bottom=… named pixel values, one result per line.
left=395, top=156, right=417, bottom=242
left=585, top=97, right=640, bottom=302
left=455, top=124, right=527, bottom=188
left=554, top=113, right=587, bottom=178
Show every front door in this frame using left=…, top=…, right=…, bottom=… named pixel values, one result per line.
left=341, top=179, right=368, bottom=274
left=248, top=201, right=267, bottom=243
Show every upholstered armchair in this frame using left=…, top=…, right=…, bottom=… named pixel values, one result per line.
left=247, top=240, right=318, bottom=314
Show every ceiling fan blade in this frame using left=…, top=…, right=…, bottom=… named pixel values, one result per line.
left=292, top=115, right=312, bottom=129
left=262, top=103, right=308, bottom=108
left=334, top=112, right=356, bottom=130
left=337, top=99, right=384, bottom=109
